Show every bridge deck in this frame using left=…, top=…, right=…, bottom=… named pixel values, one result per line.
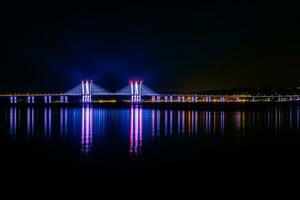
left=0, top=94, right=299, bottom=98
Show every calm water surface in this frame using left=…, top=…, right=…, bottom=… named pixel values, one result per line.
left=1, top=104, right=300, bottom=180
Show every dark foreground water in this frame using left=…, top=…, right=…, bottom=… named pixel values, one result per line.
left=1, top=103, right=300, bottom=185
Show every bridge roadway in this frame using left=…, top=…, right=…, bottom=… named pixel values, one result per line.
left=1, top=94, right=300, bottom=98
left=1, top=93, right=300, bottom=103
left=1, top=80, right=300, bottom=103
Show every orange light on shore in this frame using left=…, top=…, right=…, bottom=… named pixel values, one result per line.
left=96, top=99, right=117, bottom=103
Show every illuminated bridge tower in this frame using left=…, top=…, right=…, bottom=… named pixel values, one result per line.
left=82, top=80, right=92, bottom=103
left=65, top=80, right=110, bottom=103
left=116, top=81, right=158, bottom=104
left=130, top=81, right=142, bottom=103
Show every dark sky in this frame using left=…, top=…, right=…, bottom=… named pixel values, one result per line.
left=1, top=0, right=300, bottom=93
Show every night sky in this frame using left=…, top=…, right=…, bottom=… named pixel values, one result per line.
left=1, top=0, right=300, bottom=93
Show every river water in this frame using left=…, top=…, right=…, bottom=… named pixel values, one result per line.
left=1, top=104, right=300, bottom=181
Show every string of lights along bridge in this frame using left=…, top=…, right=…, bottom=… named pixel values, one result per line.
left=2, top=80, right=300, bottom=104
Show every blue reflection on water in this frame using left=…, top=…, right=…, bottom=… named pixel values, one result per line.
left=10, top=107, right=17, bottom=138
left=297, top=106, right=300, bottom=134
left=164, top=110, right=168, bottom=135
left=4, top=105, right=300, bottom=157
left=220, top=111, right=225, bottom=136
left=44, top=108, right=52, bottom=142
left=170, top=110, right=173, bottom=135
left=60, top=108, right=68, bottom=139
left=27, top=107, right=34, bottom=140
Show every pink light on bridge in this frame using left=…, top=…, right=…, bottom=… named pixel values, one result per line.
left=130, top=80, right=143, bottom=103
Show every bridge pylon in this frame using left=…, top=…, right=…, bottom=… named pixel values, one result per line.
left=130, top=81, right=142, bottom=103
left=82, top=80, right=92, bottom=103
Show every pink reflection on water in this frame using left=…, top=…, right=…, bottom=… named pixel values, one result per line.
left=134, top=106, right=138, bottom=154
left=129, top=106, right=143, bottom=157
left=130, top=106, right=133, bottom=156
left=139, top=107, right=143, bottom=154
left=81, top=105, right=93, bottom=155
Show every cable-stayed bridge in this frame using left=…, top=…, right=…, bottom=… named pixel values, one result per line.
left=1, top=80, right=159, bottom=104
left=1, top=80, right=300, bottom=104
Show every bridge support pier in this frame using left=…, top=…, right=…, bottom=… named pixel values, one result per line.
left=156, top=96, right=161, bottom=102
left=60, top=96, right=68, bottom=103
left=164, top=96, right=168, bottom=102
left=44, top=96, right=52, bottom=104
left=130, top=81, right=142, bottom=103
left=221, top=97, right=225, bottom=103
left=82, top=80, right=92, bottom=103
left=191, top=96, right=195, bottom=102
left=182, top=96, right=185, bottom=103
left=205, top=96, right=211, bottom=103
left=27, top=96, right=35, bottom=104
left=82, top=96, right=92, bottom=103
left=64, top=96, right=68, bottom=103
left=152, top=96, right=156, bottom=102
left=170, top=96, right=173, bottom=102
left=10, top=96, right=17, bottom=104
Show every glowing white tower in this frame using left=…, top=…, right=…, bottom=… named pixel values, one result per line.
left=130, top=81, right=142, bottom=103
left=82, top=80, right=92, bottom=103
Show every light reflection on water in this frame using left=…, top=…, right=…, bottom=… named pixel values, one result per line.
left=9, top=107, right=17, bottom=138
left=297, top=106, right=300, bottom=133
left=27, top=107, right=34, bottom=140
left=44, top=107, right=52, bottom=141
left=60, top=108, right=68, bottom=139
left=130, top=106, right=143, bottom=157
left=81, top=105, right=93, bottom=155
left=4, top=105, right=300, bottom=156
